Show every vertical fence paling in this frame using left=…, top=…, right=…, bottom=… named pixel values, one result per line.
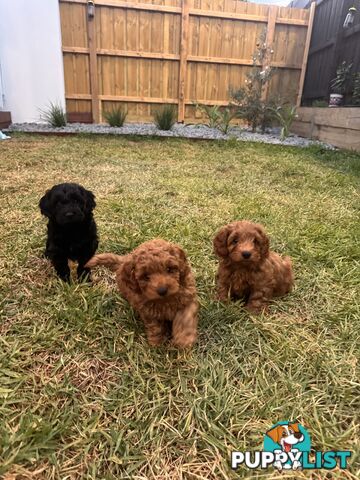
left=262, top=5, right=278, bottom=102
left=178, top=0, right=189, bottom=122
left=297, top=1, right=316, bottom=107
left=87, top=3, right=100, bottom=123
left=60, top=0, right=313, bottom=122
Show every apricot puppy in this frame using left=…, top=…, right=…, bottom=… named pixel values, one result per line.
left=86, top=239, right=198, bottom=347
left=213, top=221, right=293, bottom=313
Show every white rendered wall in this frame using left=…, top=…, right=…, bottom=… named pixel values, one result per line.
left=0, top=0, right=66, bottom=123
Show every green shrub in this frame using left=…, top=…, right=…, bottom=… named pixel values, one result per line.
left=217, top=107, right=237, bottom=134
left=195, top=104, right=221, bottom=129
left=154, top=105, right=177, bottom=130
left=312, top=99, right=328, bottom=107
left=196, top=104, right=236, bottom=133
left=39, top=102, right=67, bottom=127
left=103, top=106, right=127, bottom=127
left=269, top=105, right=297, bottom=140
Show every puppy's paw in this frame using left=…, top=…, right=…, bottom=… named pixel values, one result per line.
left=147, top=336, right=167, bottom=347
left=245, top=302, right=268, bottom=315
left=171, top=335, right=196, bottom=349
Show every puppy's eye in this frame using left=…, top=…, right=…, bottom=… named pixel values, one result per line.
left=142, top=274, right=150, bottom=281
left=253, top=238, right=259, bottom=245
left=282, top=431, right=287, bottom=437
left=167, top=266, right=177, bottom=274
left=231, top=238, right=238, bottom=245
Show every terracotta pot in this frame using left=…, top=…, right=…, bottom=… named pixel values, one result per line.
left=329, top=93, right=343, bottom=107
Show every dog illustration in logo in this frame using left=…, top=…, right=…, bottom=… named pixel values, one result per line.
left=266, top=422, right=304, bottom=470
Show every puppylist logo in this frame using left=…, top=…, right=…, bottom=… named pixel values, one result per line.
left=231, top=421, right=351, bottom=471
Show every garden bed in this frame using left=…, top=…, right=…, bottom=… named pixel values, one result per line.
left=0, top=111, right=12, bottom=129
left=6, top=122, right=332, bottom=148
left=291, top=107, right=360, bottom=151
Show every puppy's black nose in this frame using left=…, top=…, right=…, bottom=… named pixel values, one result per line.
left=294, top=432, right=303, bottom=439
left=242, top=251, right=251, bottom=259
left=65, top=212, right=74, bottom=217
left=157, top=286, right=168, bottom=296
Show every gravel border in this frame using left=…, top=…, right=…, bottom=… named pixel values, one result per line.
left=6, top=122, right=333, bottom=148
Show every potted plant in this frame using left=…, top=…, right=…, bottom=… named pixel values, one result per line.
left=329, top=61, right=353, bottom=107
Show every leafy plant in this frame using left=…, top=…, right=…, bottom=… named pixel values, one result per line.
left=39, top=102, right=66, bottom=127
left=103, top=106, right=127, bottom=127
left=195, top=104, right=221, bottom=129
left=216, top=107, right=237, bottom=134
left=352, top=72, right=360, bottom=105
left=231, top=31, right=275, bottom=133
left=154, top=105, right=177, bottom=130
left=269, top=105, right=297, bottom=140
left=196, top=104, right=236, bottom=133
left=330, top=61, right=353, bottom=95
left=312, top=99, right=328, bottom=107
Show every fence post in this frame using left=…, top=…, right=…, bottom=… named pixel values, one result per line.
left=262, top=5, right=278, bottom=102
left=178, top=0, right=190, bottom=122
left=87, top=1, right=100, bottom=123
left=297, top=1, right=316, bottom=107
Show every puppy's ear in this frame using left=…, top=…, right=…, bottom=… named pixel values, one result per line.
left=120, top=257, right=140, bottom=294
left=254, top=224, right=269, bottom=258
left=213, top=225, right=232, bottom=258
left=39, top=190, right=52, bottom=218
left=266, top=425, right=282, bottom=445
left=289, top=421, right=301, bottom=432
left=171, top=244, right=187, bottom=263
left=171, top=245, right=190, bottom=283
left=83, top=188, right=96, bottom=213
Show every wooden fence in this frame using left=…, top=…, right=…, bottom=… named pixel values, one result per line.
left=59, top=0, right=315, bottom=123
left=302, top=0, right=360, bottom=103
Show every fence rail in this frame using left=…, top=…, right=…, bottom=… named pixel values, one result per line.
left=59, top=0, right=314, bottom=122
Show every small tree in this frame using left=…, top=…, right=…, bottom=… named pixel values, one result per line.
left=231, top=31, right=276, bottom=133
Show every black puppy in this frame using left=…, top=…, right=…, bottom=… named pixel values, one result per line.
left=39, top=183, right=98, bottom=281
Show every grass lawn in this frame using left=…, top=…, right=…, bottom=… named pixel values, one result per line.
left=0, top=134, right=359, bottom=479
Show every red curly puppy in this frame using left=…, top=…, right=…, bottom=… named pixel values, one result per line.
left=86, top=239, right=198, bottom=348
left=213, top=221, right=293, bottom=313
